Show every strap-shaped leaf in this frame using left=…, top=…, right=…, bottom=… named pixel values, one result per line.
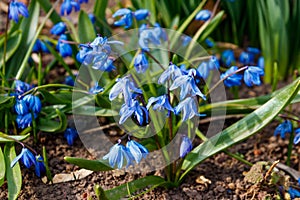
left=4, top=143, right=22, bottom=200
left=0, top=133, right=30, bottom=143
left=0, top=147, right=5, bottom=187
left=64, top=156, right=113, bottom=171
left=180, top=78, right=300, bottom=182
left=78, top=11, right=96, bottom=43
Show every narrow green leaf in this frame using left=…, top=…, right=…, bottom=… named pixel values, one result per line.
left=104, top=175, right=166, bottom=199
left=0, top=31, right=22, bottom=65
left=4, top=143, right=22, bottom=200
left=42, top=146, right=53, bottom=182
left=180, top=78, right=300, bottom=181
left=38, top=109, right=67, bottom=132
left=0, top=147, right=5, bottom=187
left=0, top=95, right=15, bottom=110
left=39, top=89, right=72, bottom=104
left=199, top=11, right=224, bottom=42
left=0, top=133, right=30, bottom=143
left=64, top=156, right=113, bottom=171
left=37, top=0, right=61, bottom=23
left=71, top=106, right=118, bottom=117
left=78, top=10, right=96, bottom=43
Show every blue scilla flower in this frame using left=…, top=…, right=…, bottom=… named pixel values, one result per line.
left=243, top=66, right=264, bottom=87
left=56, top=34, right=73, bottom=57
left=119, top=99, right=149, bottom=126
left=274, top=120, right=292, bottom=139
left=91, top=53, right=116, bottom=72
left=247, top=47, right=260, bottom=55
left=134, top=52, right=148, bottom=73
left=126, top=139, right=148, bottom=163
left=78, top=0, right=88, bottom=4
left=89, top=82, right=104, bottom=94
left=103, top=140, right=133, bottom=169
left=174, top=97, right=204, bottom=121
left=158, top=63, right=183, bottom=84
left=205, top=38, right=214, bottom=48
left=221, top=49, right=235, bottom=67
left=88, top=13, right=96, bottom=24
left=258, top=56, right=264, bottom=69
left=134, top=9, right=149, bottom=20
left=239, top=51, right=252, bottom=65
left=288, top=187, right=300, bottom=199
left=146, top=95, right=173, bottom=112
left=8, top=0, right=29, bottom=23
left=113, top=8, right=133, bottom=29
left=170, top=69, right=206, bottom=100
left=64, top=128, right=78, bottom=146
left=153, top=23, right=168, bottom=41
left=195, top=10, right=211, bottom=21
left=180, top=136, right=193, bottom=158
left=32, top=39, right=50, bottom=53
left=220, top=66, right=243, bottom=87
left=197, top=62, right=210, bottom=79
left=15, top=80, right=31, bottom=95
left=11, top=148, right=36, bottom=169
left=60, top=0, right=80, bottom=16
left=109, top=77, right=142, bottom=106
left=139, top=29, right=161, bottom=52
left=209, top=56, right=220, bottom=69
left=23, top=94, right=42, bottom=113
left=16, top=113, right=37, bottom=129
left=35, top=155, right=46, bottom=177
left=293, top=128, right=300, bottom=145
left=14, top=98, right=29, bottom=115
left=64, top=75, right=75, bottom=86
left=50, top=22, right=66, bottom=36
left=76, top=44, right=92, bottom=63
left=182, top=36, right=192, bottom=47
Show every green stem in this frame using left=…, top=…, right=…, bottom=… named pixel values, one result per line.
left=4, top=109, right=9, bottom=134
left=287, top=130, right=294, bottom=166
left=31, top=111, right=37, bottom=144
left=38, top=53, right=42, bottom=86
left=2, top=12, right=9, bottom=87
left=21, top=83, right=73, bottom=96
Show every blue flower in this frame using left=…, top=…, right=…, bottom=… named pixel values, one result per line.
left=293, top=128, right=300, bottom=145
left=8, top=0, right=29, bottom=23
left=243, top=66, right=264, bottom=87
left=64, top=128, right=78, bottom=146
left=109, top=77, right=142, bottom=106
left=89, top=82, right=104, bottom=94
left=76, top=44, right=92, bottom=63
left=103, top=141, right=133, bottom=169
left=14, top=98, right=29, bottom=115
left=88, top=13, right=96, bottom=24
left=134, top=52, right=148, bottom=73
left=119, top=99, right=149, bottom=126
left=158, top=63, right=183, bottom=84
left=205, top=38, right=214, bottom=48
left=221, top=49, right=235, bottom=66
left=35, top=155, right=46, bottom=177
left=23, top=94, right=42, bottom=114
left=64, top=75, right=75, bottom=86
left=174, top=97, right=204, bottom=121
left=78, top=0, right=88, bottom=4
left=239, top=51, right=251, bottom=65
left=126, top=140, right=148, bottom=163
left=195, top=10, right=211, bottom=21
left=113, top=8, right=133, bottom=29
left=247, top=47, right=260, bottom=55
left=32, top=39, right=50, bottom=53
left=16, top=113, right=37, bottom=129
left=258, top=56, right=264, bottom=69
left=134, top=9, right=149, bottom=20
left=197, top=62, right=210, bottom=79
left=15, top=80, right=31, bottom=95
left=220, top=66, right=243, bottom=87
left=138, top=23, right=166, bottom=51
left=56, top=34, right=73, bottom=57
left=60, top=0, right=80, bottom=16
left=182, top=36, right=192, bottom=47
left=288, top=187, right=300, bottom=199
left=50, top=22, right=66, bottom=36
left=11, top=148, right=36, bottom=169
left=274, top=120, right=292, bottom=139
left=170, top=69, right=206, bottom=100
left=146, top=95, right=173, bottom=112
left=91, top=54, right=116, bottom=72
left=180, top=136, right=193, bottom=158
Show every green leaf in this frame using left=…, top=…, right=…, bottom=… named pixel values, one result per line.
left=71, top=106, right=118, bottom=117
left=39, top=89, right=72, bottom=104
left=0, top=95, right=15, bottom=111
left=37, top=0, right=61, bottom=23
left=38, top=109, right=67, bottom=132
left=4, top=143, right=22, bottom=200
left=78, top=10, right=96, bottom=43
left=0, top=147, right=5, bottom=187
left=104, top=175, right=166, bottom=199
left=64, top=156, right=113, bottom=171
left=180, top=78, right=300, bottom=182
left=0, top=133, right=30, bottom=143
left=199, top=11, right=225, bottom=42
left=0, top=31, right=22, bottom=64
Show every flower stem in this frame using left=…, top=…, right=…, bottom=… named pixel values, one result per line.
left=287, top=130, right=294, bottom=166
left=2, top=11, right=10, bottom=87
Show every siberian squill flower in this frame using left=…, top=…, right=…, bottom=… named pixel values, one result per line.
left=88, top=13, right=96, bottom=24
left=89, top=82, right=104, bottom=94
left=220, top=66, right=243, bottom=87
left=109, top=77, right=142, bottom=106
left=126, top=139, right=148, bottom=163
left=8, top=0, right=29, bottom=23
left=56, top=34, right=73, bottom=57
left=243, top=66, right=264, bottom=87
left=119, top=99, right=149, bottom=126
left=78, top=0, right=88, bottom=4
left=64, top=128, right=78, bottom=146
left=288, top=187, right=300, bottom=199
left=14, top=98, right=29, bottom=115
left=23, top=94, right=42, bottom=113
left=174, top=97, right=204, bottom=121
left=170, top=69, right=206, bottom=100
left=239, top=51, right=251, bottom=65
left=32, top=39, right=50, bottom=53
left=274, top=120, right=292, bottom=139
left=180, top=136, right=193, bottom=158
left=64, top=75, right=75, bottom=86
left=221, top=49, right=235, bottom=67
left=195, top=10, right=211, bottom=21
left=134, top=52, right=148, bottom=73
left=15, top=80, right=32, bottom=95
left=146, top=95, right=173, bottom=112
left=76, top=44, right=92, bottom=63
left=138, top=23, right=166, bottom=52
left=198, top=56, right=220, bottom=80
left=113, top=8, right=133, bottom=28
left=16, top=113, right=37, bottom=129
left=293, top=128, right=300, bottom=145
left=35, top=155, right=46, bottom=177
left=11, top=148, right=36, bottom=168
left=158, top=63, right=182, bottom=84
left=60, top=0, right=80, bottom=16
left=133, top=9, right=149, bottom=20
left=205, top=38, right=214, bottom=48
left=50, top=22, right=67, bottom=36
left=91, top=53, right=116, bottom=72
left=103, top=140, right=133, bottom=169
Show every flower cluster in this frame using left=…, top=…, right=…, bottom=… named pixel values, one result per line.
left=113, top=8, right=149, bottom=29
left=11, top=148, right=45, bottom=177
left=50, top=22, right=72, bottom=58
left=103, top=138, right=148, bottom=169
left=12, top=81, right=42, bottom=129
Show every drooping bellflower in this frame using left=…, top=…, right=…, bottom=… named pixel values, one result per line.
left=243, top=66, right=264, bottom=87
left=60, top=0, right=80, bottom=16
left=293, top=128, right=300, bottom=145
left=64, top=128, right=78, bottom=146
left=146, top=95, right=173, bottom=112
left=32, top=39, right=50, bottom=53
left=220, top=66, right=243, bottom=87
left=16, top=113, right=37, bottom=129
left=221, top=49, right=235, bottom=67
left=8, top=0, right=29, bottom=23
left=133, top=9, right=149, bottom=20
left=158, top=63, right=182, bottom=84
left=180, top=136, right=193, bottom=158
left=113, top=8, right=133, bottom=28
left=195, top=10, right=211, bottom=21
left=89, top=82, right=104, bottom=94
left=134, top=52, right=148, bottom=73
left=174, top=97, right=204, bottom=121
left=126, top=139, right=148, bottom=163
left=50, top=22, right=67, bottom=36
left=274, top=120, right=292, bottom=139
left=35, top=155, right=46, bottom=177
left=119, top=99, right=149, bottom=126
left=11, top=148, right=36, bottom=169
left=56, top=34, right=73, bottom=57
